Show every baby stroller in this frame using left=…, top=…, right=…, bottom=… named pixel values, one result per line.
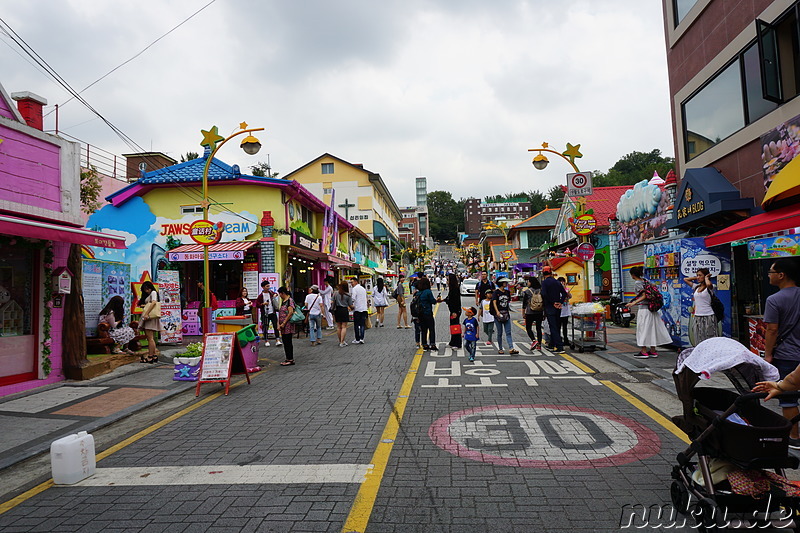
left=671, top=340, right=800, bottom=531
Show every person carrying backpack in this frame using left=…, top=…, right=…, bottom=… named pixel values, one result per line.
left=521, top=277, right=545, bottom=351
left=628, top=266, right=671, bottom=359
left=410, top=283, right=422, bottom=348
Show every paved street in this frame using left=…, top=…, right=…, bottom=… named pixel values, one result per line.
left=0, top=300, right=742, bottom=532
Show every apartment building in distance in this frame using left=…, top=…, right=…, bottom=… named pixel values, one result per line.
left=464, top=198, right=532, bottom=235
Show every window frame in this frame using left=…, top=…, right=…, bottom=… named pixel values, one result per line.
left=321, top=162, right=334, bottom=174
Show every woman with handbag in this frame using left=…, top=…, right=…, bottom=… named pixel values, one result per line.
left=138, top=281, right=161, bottom=363
left=332, top=282, right=353, bottom=347
left=684, top=267, right=719, bottom=346
left=629, top=266, right=671, bottom=358
left=304, top=285, right=325, bottom=346
left=445, top=273, right=462, bottom=349
left=373, top=278, right=388, bottom=327
left=277, top=287, right=297, bottom=365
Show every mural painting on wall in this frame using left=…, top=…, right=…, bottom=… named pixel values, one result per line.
left=85, top=197, right=260, bottom=282
left=615, top=179, right=669, bottom=249
left=761, top=113, right=800, bottom=191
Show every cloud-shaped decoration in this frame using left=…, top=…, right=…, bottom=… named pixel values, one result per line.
left=87, top=197, right=156, bottom=237
left=615, top=180, right=663, bottom=223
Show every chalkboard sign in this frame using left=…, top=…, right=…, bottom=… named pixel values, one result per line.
left=195, top=333, right=250, bottom=396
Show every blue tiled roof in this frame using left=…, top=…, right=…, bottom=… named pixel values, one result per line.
left=139, top=155, right=241, bottom=184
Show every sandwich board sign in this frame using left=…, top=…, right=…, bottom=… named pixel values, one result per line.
left=195, top=333, right=250, bottom=396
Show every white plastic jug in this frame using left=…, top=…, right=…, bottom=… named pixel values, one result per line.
left=50, top=431, right=96, bottom=485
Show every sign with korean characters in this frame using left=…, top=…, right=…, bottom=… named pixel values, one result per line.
left=571, top=214, right=597, bottom=236
left=189, top=220, right=224, bottom=246
left=680, top=254, right=722, bottom=277
left=567, top=172, right=593, bottom=197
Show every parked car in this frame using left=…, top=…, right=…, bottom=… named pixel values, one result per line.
left=460, top=278, right=480, bottom=296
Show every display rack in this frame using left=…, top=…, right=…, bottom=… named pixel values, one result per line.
left=570, top=313, right=607, bottom=352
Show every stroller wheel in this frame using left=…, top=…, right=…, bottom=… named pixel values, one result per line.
left=694, top=497, right=722, bottom=532
left=670, top=480, right=690, bottom=515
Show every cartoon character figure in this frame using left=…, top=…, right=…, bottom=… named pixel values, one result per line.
left=0, top=285, right=10, bottom=305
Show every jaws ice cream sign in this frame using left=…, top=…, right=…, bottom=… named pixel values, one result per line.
left=158, top=212, right=256, bottom=243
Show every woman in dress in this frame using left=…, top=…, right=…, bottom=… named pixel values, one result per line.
left=276, top=287, right=296, bottom=366
left=629, top=266, right=671, bottom=359
left=98, top=296, right=136, bottom=356
left=332, top=282, right=353, bottom=347
left=684, top=268, right=718, bottom=346
left=138, top=281, right=161, bottom=363
left=304, top=285, right=325, bottom=346
left=445, top=273, right=462, bottom=349
left=235, top=287, right=255, bottom=323
left=373, top=277, right=389, bottom=327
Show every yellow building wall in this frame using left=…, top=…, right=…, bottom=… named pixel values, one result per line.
left=553, top=262, right=587, bottom=304
left=357, top=196, right=373, bottom=210
left=291, top=155, right=371, bottom=187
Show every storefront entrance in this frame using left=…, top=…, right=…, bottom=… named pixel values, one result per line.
left=0, top=247, right=38, bottom=385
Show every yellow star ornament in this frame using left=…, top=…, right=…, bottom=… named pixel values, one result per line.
left=239, top=122, right=248, bottom=130
left=200, top=126, right=225, bottom=151
left=562, top=143, right=583, bottom=165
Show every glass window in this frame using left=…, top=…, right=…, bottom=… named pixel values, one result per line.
left=181, top=205, right=203, bottom=215
left=743, top=43, right=778, bottom=122
left=674, top=0, right=698, bottom=26
left=683, top=59, right=745, bottom=159
left=321, top=163, right=334, bottom=174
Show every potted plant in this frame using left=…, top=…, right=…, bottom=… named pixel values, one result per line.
left=173, top=342, right=203, bottom=381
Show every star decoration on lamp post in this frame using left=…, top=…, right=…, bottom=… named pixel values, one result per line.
left=561, top=143, right=583, bottom=167
left=200, top=125, right=225, bottom=152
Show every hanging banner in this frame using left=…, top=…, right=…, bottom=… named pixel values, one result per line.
left=156, top=269, right=183, bottom=344
left=747, top=235, right=800, bottom=259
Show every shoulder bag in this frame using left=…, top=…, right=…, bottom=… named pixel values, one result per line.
left=708, top=286, right=725, bottom=322
left=143, top=300, right=161, bottom=319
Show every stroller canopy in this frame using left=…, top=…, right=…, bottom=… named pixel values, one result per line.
left=675, top=337, right=779, bottom=382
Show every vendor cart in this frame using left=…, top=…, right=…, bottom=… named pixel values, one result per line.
left=570, top=313, right=607, bottom=352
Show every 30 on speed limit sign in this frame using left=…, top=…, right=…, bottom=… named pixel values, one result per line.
left=567, top=172, right=593, bottom=197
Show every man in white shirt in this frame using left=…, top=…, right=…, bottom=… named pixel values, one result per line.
left=350, top=278, right=369, bottom=344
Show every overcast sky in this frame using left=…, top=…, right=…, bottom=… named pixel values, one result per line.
left=1, top=0, right=673, bottom=207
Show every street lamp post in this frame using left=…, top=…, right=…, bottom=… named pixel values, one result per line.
left=199, top=123, right=264, bottom=333
left=528, top=141, right=592, bottom=301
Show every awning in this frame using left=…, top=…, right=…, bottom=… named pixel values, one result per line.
left=288, top=246, right=327, bottom=262
left=327, top=255, right=355, bottom=268
left=0, top=214, right=127, bottom=249
left=167, top=241, right=257, bottom=261
left=359, top=265, right=376, bottom=275
left=705, top=203, right=800, bottom=247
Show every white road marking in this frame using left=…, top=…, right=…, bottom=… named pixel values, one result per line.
left=67, top=464, right=373, bottom=487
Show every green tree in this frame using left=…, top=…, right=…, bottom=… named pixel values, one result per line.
left=80, top=165, right=102, bottom=215
left=251, top=161, right=280, bottom=178
left=428, top=190, right=463, bottom=242
left=591, top=149, right=674, bottom=187
left=180, top=152, right=199, bottom=163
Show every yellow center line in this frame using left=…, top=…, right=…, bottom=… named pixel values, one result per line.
left=601, top=380, right=691, bottom=444
left=0, top=373, right=255, bottom=516
left=341, top=302, right=437, bottom=533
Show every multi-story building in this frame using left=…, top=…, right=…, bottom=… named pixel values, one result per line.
left=284, top=154, right=403, bottom=254
left=464, top=198, right=531, bottom=235
left=661, top=0, right=800, bottom=344
left=415, top=177, right=433, bottom=248
left=399, top=206, right=424, bottom=248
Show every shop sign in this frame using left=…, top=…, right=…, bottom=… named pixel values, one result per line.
left=291, top=230, right=321, bottom=252
left=188, top=220, right=224, bottom=246
left=748, top=235, right=800, bottom=259
left=676, top=187, right=705, bottom=220
left=680, top=253, right=722, bottom=277
left=168, top=250, right=245, bottom=262
left=570, top=214, right=597, bottom=236
left=575, top=243, right=595, bottom=261
left=161, top=218, right=250, bottom=239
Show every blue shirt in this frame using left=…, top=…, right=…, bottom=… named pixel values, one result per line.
left=463, top=316, right=479, bottom=341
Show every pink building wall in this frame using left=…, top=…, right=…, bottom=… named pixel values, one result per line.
left=0, top=124, right=63, bottom=211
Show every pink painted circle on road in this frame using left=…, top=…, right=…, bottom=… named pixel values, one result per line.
left=428, top=404, right=661, bottom=469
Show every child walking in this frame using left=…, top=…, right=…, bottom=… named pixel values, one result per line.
left=481, top=289, right=495, bottom=346
left=463, top=306, right=479, bottom=362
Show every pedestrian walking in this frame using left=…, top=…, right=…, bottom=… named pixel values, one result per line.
left=98, top=296, right=136, bottom=356
left=521, top=277, right=544, bottom=351
left=373, top=277, right=388, bottom=327
left=235, top=287, right=256, bottom=323
left=256, top=280, right=281, bottom=347
left=463, top=306, right=479, bottom=362
left=304, top=285, right=325, bottom=346
left=332, top=282, right=353, bottom=347
left=320, top=276, right=336, bottom=330
left=410, top=283, right=422, bottom=347
left=629, top=266, right=671, bottom=358
left=475, top=271, right=495, bottom=307
left=558, top=277, right=573, bottom=347
left=276, top=287, right=296, bottom=365
left=350, top=278, right=369, bottom=344
left=541, top=266, right=568, bottom=354
left=138, top=281, right=161, bottom=363
left=417, top=277, right=437, bottom=350
left=395, top=274, right=410, bottom=329
left=446, top=273, right=462, bottom=349
left=481, top=289, right=495, bottom=346
left=684, top=268, right=719, bottom=346
left=435, top=275, right=443, bottom=291
left=762, top=258, right=800, bottom=448
left=492, top=277, right=518, bottom=354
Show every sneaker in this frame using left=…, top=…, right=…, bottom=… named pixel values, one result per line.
left=530, top=342, right=536, bottom=351
left=375, top=321, right=380, bottom=327
left=498, top=350, right=505, bottom=354
left=555, top=349, right=567, bottom=355
left=276, top=340, right=283, bottom=346
left=339, top=342, right=347, bottom=347
left=405, top=325, right=411, bottom=329
left=264, top=341, right=270, bottom=347
left=469, top=356, right=475, bottom=362
left=789, top=438, right=800, bottom=450
left=534, top=342, right=541, bottom=350
left=509, top=349, right=519, bottom=355
left=648, top=351, right=659, bottom=358
left=485, top=341, right=492, bottom=346
left=633, top=352, right=650, bottom=359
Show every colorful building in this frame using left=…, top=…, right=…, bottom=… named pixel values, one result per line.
left=0, top=83, right=126, bottom=396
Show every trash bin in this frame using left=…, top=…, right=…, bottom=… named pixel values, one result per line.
left=214, top=316, right=253, bottom=333
left=236, top=323, right=261, bottom=372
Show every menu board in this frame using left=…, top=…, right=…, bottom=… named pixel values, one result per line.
left=83, top=260, right=132, bottom=336
left=199, top=333, right=235, bottom=381
left=156, top=270, right=183, bottom=344
left=243, top=271, right=260, bottom=300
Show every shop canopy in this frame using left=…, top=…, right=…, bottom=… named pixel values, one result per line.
left=0, top=214, right=127, bottom=249
left=705, top=203, right=800, bottom=247
left=167, top=241, right=257, bottom=261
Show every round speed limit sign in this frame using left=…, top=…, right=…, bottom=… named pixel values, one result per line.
left=571, top=173, right=588, bottom=189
